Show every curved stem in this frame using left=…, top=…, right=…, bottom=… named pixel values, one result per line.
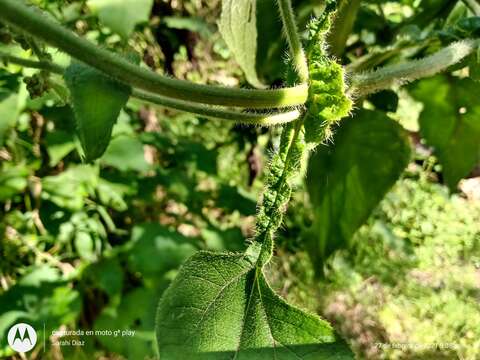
left=0, top=53, right=300, bottom=126
left=0, top=51, right=64, bottom=74
left=0, top=0, right=308, bottom=109
left=350, top=39, right=479, bottom=97
left=133, top=90, right=301, bottom=126
left=276, top=0, right=309, bottom=83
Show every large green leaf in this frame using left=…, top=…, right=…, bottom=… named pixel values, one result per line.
left=410, top=75, right=480, bottom=190
left=64, top=62, right=131, bottom=162
left=87, top=0, right=154, bottom=39
left=306, top=110, right=411, bottom=269
left=156, top=252, right=353, bottom=359
left=219, top=0, right=264, bottom=88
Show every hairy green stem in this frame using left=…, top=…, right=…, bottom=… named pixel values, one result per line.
left=350, top=39, right=479, bottom=97
left=0, top=53, right=299, bottom=126
left=275, top=0, right=309, bottom=83
left=251, top=117, right=305, bottom=266
left=0, top=0, right=308, bottom=109
left=0, top=51, right=64, bottom=74
left=134, top=90, right=302, bottom=126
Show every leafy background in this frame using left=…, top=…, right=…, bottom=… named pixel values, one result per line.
left=1, top=0, right=480, bottom=359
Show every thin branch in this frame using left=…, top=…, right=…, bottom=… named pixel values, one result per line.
left=349, top=39, right=479, bottom=97
left=133, top=90, right=302, bottom=126
left=276, top=0, right=309, bottom=83
left=0, top=51, right=64, bottom=74
left=0, top=0, right=308, bottom=109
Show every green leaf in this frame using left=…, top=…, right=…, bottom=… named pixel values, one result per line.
left=410, top=75, right=480, bottom=190
left=64, top=62, right=131, bottom=162
left=156, top=252, right=353, bottom=359
left=306, top=110, right=411, bottom=269
left=87, top=0, right=154, bottom=39
left=219, top=0, right=265, bottom=88
left=101, top=134, right=149, bottom=172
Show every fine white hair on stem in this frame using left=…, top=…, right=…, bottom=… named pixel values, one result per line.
left=349, top=39, right=479, bottom=98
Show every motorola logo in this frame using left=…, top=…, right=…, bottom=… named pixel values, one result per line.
left=7, top=323, right=37, bottom=353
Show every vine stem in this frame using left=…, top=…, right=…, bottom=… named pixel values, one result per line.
left=0, top=52, right=300, bottom=126
left=252, top=118, right=305, bottom=267
left=0, top=0, right=308, bottom=109
left=276, top=0, right=309, bottom=83
left=350, top=39, right=479, bottom=97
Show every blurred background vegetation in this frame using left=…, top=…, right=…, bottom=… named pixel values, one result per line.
left=1, top=0, right=480, bottom=359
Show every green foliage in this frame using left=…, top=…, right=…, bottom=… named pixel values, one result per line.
left=1, top=0, right=480, bottom=359
left=218, top=0, right=264, bottom=88
left=410, top=75, right=480, bottom=190
left=319, top=179, right=480, bottom=359
left=87, top=0, right=154, bottom=39
left=156, top=252, right=353, bottom=359
left=306, top=110, right=411, bottom=270
left=64, top=62, right=131, bottom=162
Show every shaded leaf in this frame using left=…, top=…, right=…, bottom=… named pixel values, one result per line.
left=156, top=252, right=353, bottom=359
left=306, top=110, right=411, bottom=269
left=219, top=0, right=265, bottom=88
left=64, top=62, right=131, bottom=162
left=0, top=266, right=81, bottom=350
left=94, top=287, right=158, bottom=359
left=410, top=75, right=480, bottom=189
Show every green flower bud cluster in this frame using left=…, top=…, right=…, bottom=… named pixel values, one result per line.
left=303, top=5, right=352, bottom=147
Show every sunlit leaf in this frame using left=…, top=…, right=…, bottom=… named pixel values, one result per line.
left=156, top=252, right=353, bottom=359
left=410, top=75, right=480, bottom=190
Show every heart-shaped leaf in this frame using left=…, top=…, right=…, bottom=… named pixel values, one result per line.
left=64, top=62, right=131, bottom=162
left=156, top=251, right=353, bottom=359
